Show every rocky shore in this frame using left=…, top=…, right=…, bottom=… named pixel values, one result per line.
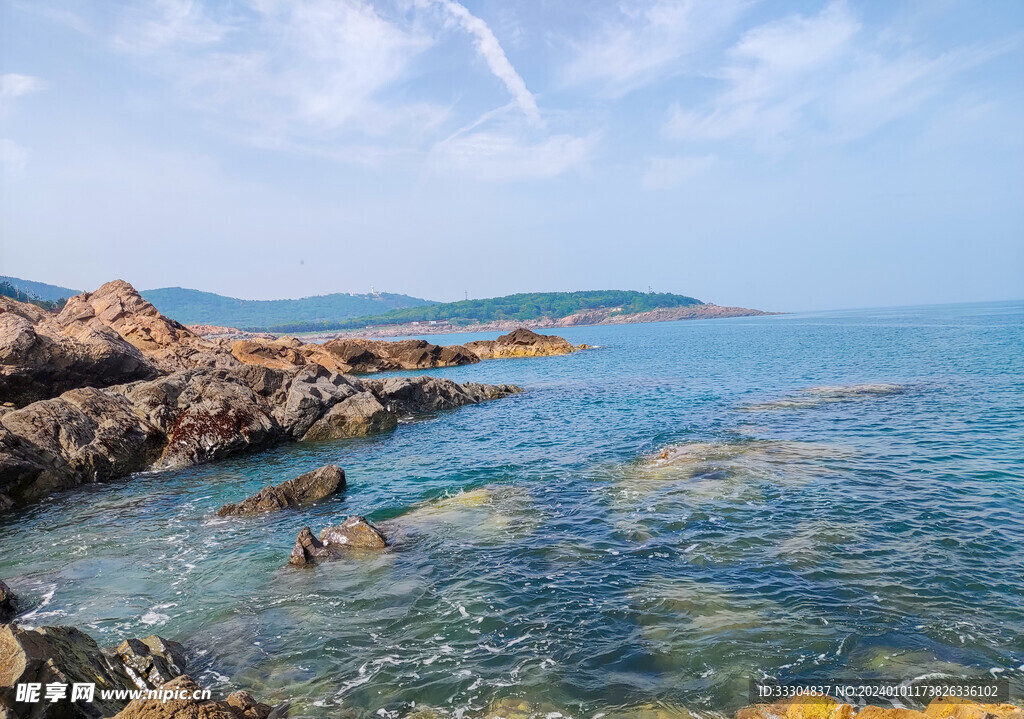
left=0, top=281, right=558, bottom=512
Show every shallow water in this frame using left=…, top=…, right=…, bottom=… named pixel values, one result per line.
left=2, top=301, right=1023, bottom=717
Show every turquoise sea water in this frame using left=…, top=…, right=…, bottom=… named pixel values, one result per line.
left=1, top=301, right=1023, bottom=717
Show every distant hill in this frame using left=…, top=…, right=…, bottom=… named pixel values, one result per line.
left=264, top=290, right=705, bottom=333
left=141, top=287, right=437, bottom=328
left=0, top=276, right=82, bottom=302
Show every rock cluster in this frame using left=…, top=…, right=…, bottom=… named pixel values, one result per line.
left=0, top=624, right=186, bottom=719
left=464, top=327, right=580, bottom=359
left=111, top=675, right=283, bottom=719
left=217, top=465, right=345, bottom=517
left=230, top=336, right=481, bottom=374
left=288, top=517, right=388, bottom=567
left=0, top=365, right=518, bottom=511
left=737, top=693, right=1023, bottom=719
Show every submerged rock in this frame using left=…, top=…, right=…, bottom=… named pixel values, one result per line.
left=0, top=580, right=16, bottom=621
left=465, top=327, right=580, bottom=359
left=0, top=624, right=186, bottom=719
left=217, top=465, right=345, bottom=517
left=288, top=517, right=387, bottom=567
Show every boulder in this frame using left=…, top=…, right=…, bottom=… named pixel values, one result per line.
left=0, top=297, right=159, bottom=408
left=268, top=365, right=361, bottom=438
left=299, top=391, right=396, bottom=441
left=107, top=636, right=187, bottom=690
left=464, top=327, right=578, bottom=359
left=365, top=375, right=521, bottom=414
left=0, top=388, right=165, bottom=482
left=55, top=280, right=238, bottom=374
left=0, top=580, right=16, bottom=621
left=111, top=675, right=283, bottom=719
left=217, top=465, right=345, bottom=517
left=0, top=624, right=184, bottom=719
left=288, top=517, right=387, bottom=566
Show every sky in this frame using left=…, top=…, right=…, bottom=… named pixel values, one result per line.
left=0, top=0, right=1022, bottom=311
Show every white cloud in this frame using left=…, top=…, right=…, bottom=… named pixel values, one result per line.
left=0, top=73, right=46, bottom=99
left=428, top=131, right=593, bottom=181
left=642, top=154, right=715, bottom=190
left=663, top=1, right=1012, bottom=149
left=562, top=0, right=748, bottom=97
left=114, top=0, right=225, bottom=54
left=429, top=0, right=540, bottom=124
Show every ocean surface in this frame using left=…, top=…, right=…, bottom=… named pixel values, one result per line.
left=2, top=301, right=1023, bottom=717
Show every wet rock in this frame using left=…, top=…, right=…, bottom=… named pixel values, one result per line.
left=217, top=465, right=345, bottom=517
left=0, top=388, right=165, bottom=482
left=116, top=369, right=282, bottom=469
left=299, top=391, right=396, bottom=441
left=108, top=636, right=187, bottom=690
left=465, top=327, right=579, bottom=360
left=0, top=624, right=185, bottom=719
left=0, top=580, right=16, bottom=621
left=111, top=675, right=283, bottom=719
left=288, top=517, right=387, bottom=566
left=924, top=696, right=1023, bottom=719
left=364, top=375, right=521, bottom=414
left=1, top=366, right=517, bottom=512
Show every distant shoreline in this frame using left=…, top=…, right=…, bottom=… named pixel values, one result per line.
left=190, top=303, right=777, bottom=341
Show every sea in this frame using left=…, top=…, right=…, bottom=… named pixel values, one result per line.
left=1, top=300, right=1022, bottom=717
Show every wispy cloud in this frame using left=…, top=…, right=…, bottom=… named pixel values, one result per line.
left=562, top=0, right=748, bottom=97
left=429, top=0, right=540, bottom=124
left=663, top=1, right=1013, bottom=149
left=1, top=73, right=46, bottom=99
left=0, top=138, right=30, bottom=174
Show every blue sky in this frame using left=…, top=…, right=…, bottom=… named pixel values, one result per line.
left=1, top=0, right=1021, bottom=310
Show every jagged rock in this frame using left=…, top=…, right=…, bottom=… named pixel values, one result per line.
left=0, top=580, right=16, bottom=621
left=56, top=280, right=238, bottom=374
left=365, top=375, right=521, bottom=414
left=0, top=388, right=165, bottom=482
left=269, top=365, right=361, bottom=438
left=115, top=370, right=282, bottom=469
left=0, top=296, right=159, bottom=408
left=465, top=327, right=579, bottom=359
left=108, top=636, right=187, bottom=690
left=217, top=465, right=345, bottom=517
left=1, top=365, right=519, bottom=512
left=288, top=517, right=387, bottom=566
left=299, top=391, right=396, bottom=441
left=0, top=624, right=185, bottom=719
left=111, top=675, right=282, bottom=719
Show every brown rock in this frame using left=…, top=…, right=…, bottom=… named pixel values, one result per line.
left=925, top=696, right=1023, bottom=719
left=56, top=281, right=238, bottom=374
left=217, top=465, right=345, bottom=517
left=735, top=694, right=854, bottom=719
left=0, top=580, right=16, bottom=622
left=465, top=327, right=578, bottom=360
left=111, top=675, right=280, bottom=719
left=288, top=517, right=387, bottom=566
left=0, top=624, right=185, bottom=719
left=300, top=392, right=396, bottom=441
left=856, top=708, right=925, bottom=719
left=365, top=375, right=521, bottom=414
left=1, top=296, right=159, bottom=408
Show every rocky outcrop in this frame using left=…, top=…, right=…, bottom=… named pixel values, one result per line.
left=1, top=365, right=519, bottom=511
left=0, top=580, right=16, bottom=621
left=464, top=328, right=580, bottom=359
left=0, top=624, right=186, bottom=719
left=229, top=336, right=480, bottom=374
left=0, top=297, right=159, bottom=408
left=288, top=517, right=387, bottom=566
left=217, top=464, right=345, bottom=517
left=111, top=675, right=283, bottom=719
left=55, top=280, right=239, bottom=374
